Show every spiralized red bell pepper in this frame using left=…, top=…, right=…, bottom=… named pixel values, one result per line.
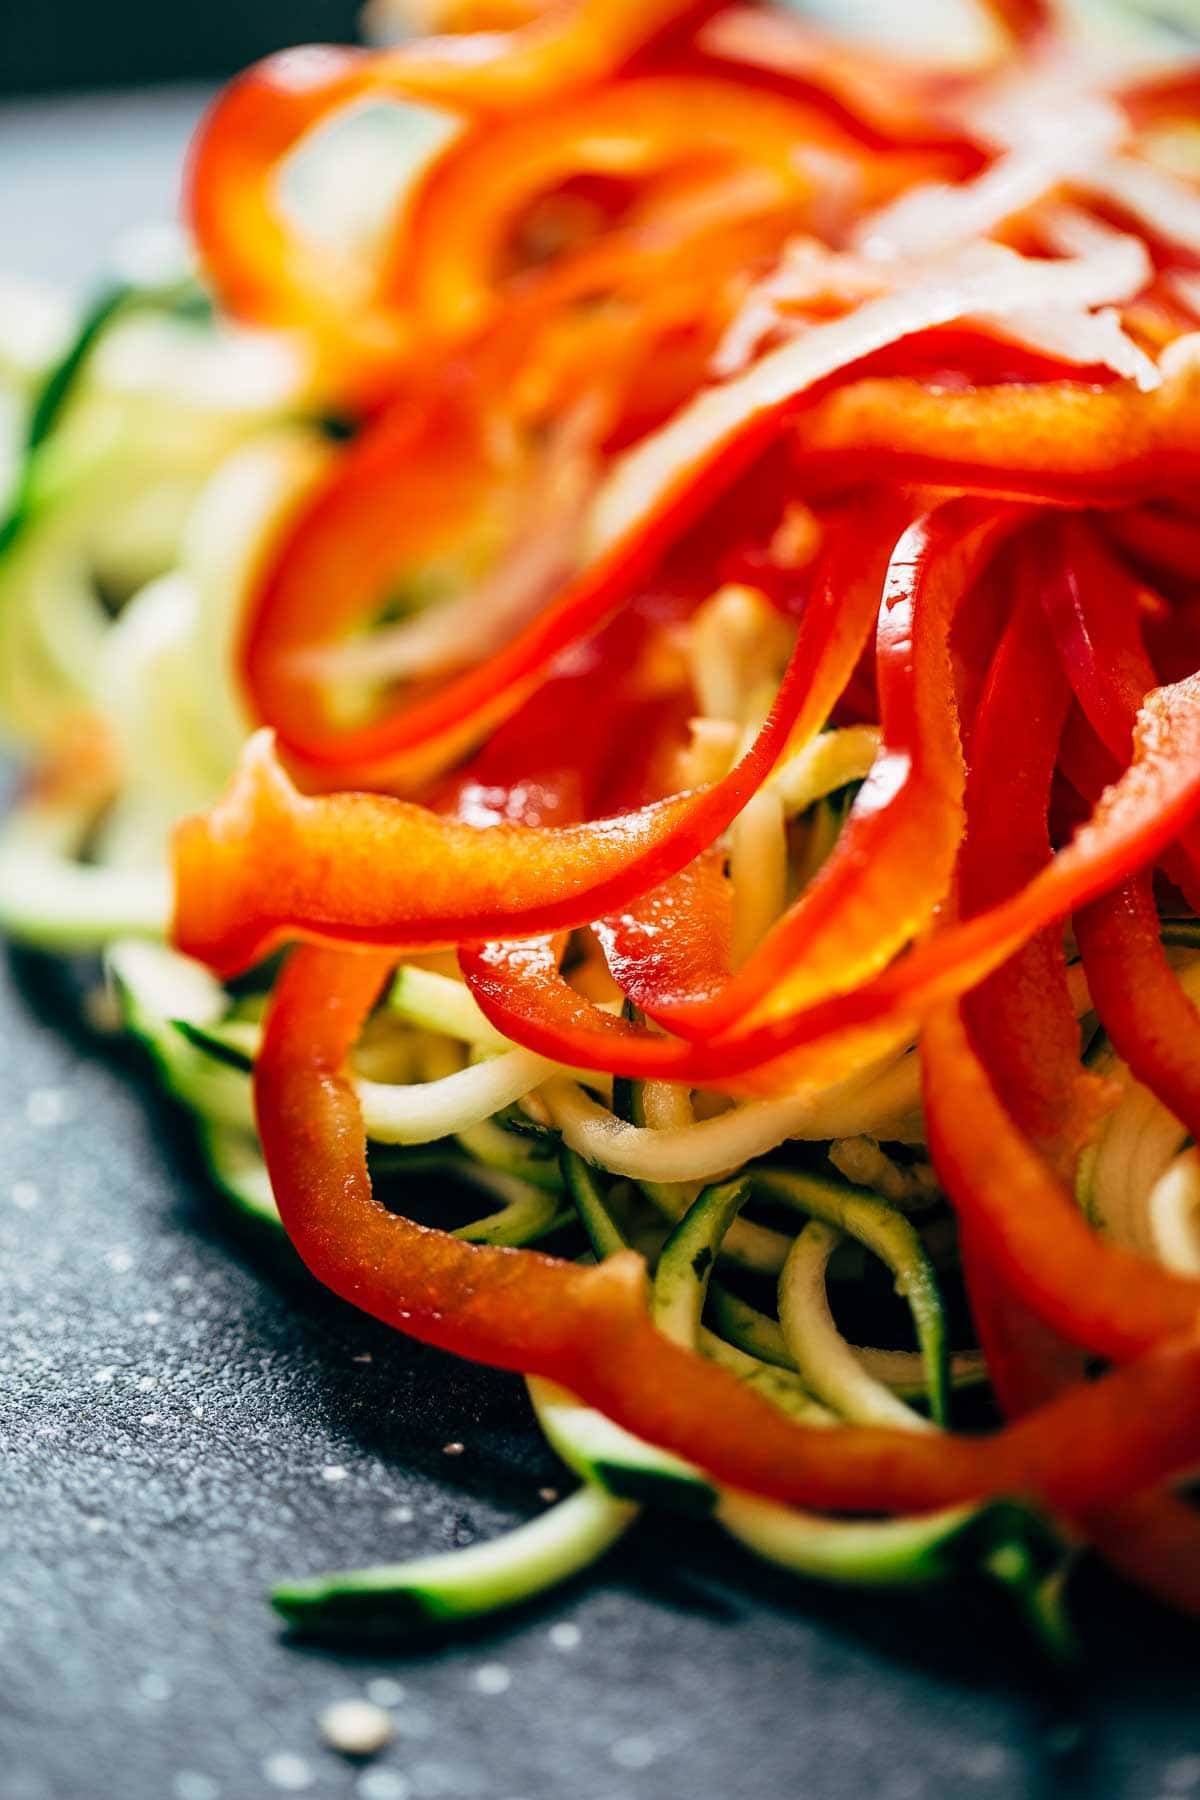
left=163, top=0, right=1200, bottom=1614
left=959, top=560, right=1114, bottom=1182
left=187, top=0, right=717, bottom=372
left=255, top=939, right=1200, bottom=1515
left=790, top=361, right=1200, bottom=504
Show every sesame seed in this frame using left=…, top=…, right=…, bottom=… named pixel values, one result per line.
left=322, top=1464, right=349, bottom=1483
left=319, top=1700, right=394, bottom=1759
left=442, top=1442, right=465, bottom=1457
left=548, top=1622, right=581, bottom=1651
left=538, top=1488, right=559, bottom=1504
left=386, top=1505, right=414, bottom=1526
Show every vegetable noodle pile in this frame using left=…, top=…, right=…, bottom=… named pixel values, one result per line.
left=4, top=0, right=1200, bottom=1640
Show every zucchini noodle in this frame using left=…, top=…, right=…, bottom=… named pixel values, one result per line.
left=4, top=0, right=1200, bottom=1647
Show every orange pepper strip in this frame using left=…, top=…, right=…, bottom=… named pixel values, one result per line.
left=253, top=940, right=1200, bottom=1515
left=183, top=498, right=898, bottom=974
left=389, top=76, right=838, bottom=346
left=1076, top=871, right=1200, bottom=1145
left=922, top=999, right=1200, bottom=1361
left=458, top=672, right=1200, bottom=1085
left=789, top=364, right=1200, bottom=506
left=624, top=500, right=1017, bottom=1034
left=186, top=1, right=715, bottom=381
left=959, top=564, right=1114, bottom=1181
left=178, top=612, right=801, bottom=977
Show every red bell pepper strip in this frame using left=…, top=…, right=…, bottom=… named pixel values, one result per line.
left=1081, top=1491, right=1200, bottom=1618
left=959, top=564, right=1114, bottom=1181
left=253, top=939, right=1200, bottom=1515
left=1076, top=871, right=1200, bottom=1147
left=1104, top=504, right=1200, bottom=586
left=922, top=997, right=1200, bottom=1362
left=458, top=671, right=1200, bottom=1087
left=189, top=494, right=901, bottom=973
left=1042, top=517, right=1200, bottom=906
left=960, top=1229, right=1090, bottom=1419
left=240, top=360, right=789, bottom=784
left=961, top=1235, right=1200, bottom=1618
left=620, top=499, right=1018, bottom=1036
left=389, top=75, right=850, bottom=348
left=178, top=539, right=830, bottom=976
left=789, top=362, right=1200, bottom=505
left=187, top=0, right=715, bottom=348
left=1041, top=519, right=1165, bottom=765
left=243, top=294, right=1171, bottom=781
left=696, top=7, right=984, bottom=154
left=596, top=490, right=914, bottom=1015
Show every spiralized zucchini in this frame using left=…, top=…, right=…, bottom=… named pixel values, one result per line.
left=8, top=13, right=1189, bottom=1651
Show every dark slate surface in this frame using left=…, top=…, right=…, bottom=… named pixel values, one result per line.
left=2, top=85, right=1200, bottom=1800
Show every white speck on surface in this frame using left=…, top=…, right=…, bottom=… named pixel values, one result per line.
left=472, top=1663, right=511, bottom=1696
left=26, top=1087, right=71, bottom=1127
left=365, top=1679, right=407, bottom=1708
left=357, top=1771, right=411, bottom=1800
left=137, top=1374, right=157, bottom=1391
left=92, top=1365, right=118, bottom=1385
left=1165, top=1758, right=1200, bottom=1792
left=173, top=1774, right=220, bottom=1800
left=322, top=1464, right=349, bottom=1483
left=263, top=1752, right=315, bottom=1791
left=386, top=1505, right=414, bottom=1525
left=319, top=1699, right=395, bottom=1759
left=11, top=1180, right=39, bottom=1210
left=538, top=1488, right=559, bottom=1503
left=962, top=1745, right=1008, bottom=1780
left=138, top=1670, right=172, bottom=1702
left=171, top=1274, right=193, bottom=1292
left=353, top=1351, right=373, bottom=1364
left=140, top=1413, right=162, bottom=1427
left=609, top=1736, right=657, bottom=1772
left=548, top=1622, right=581, bottom=1651
left=139, top=1309, right=162, bottom=1325
left=441, top=1442, right=465, bottom=1457
left=83, top=1516, right=108, bottom=1535
left=104, top=1247, right=134, bottom=1273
